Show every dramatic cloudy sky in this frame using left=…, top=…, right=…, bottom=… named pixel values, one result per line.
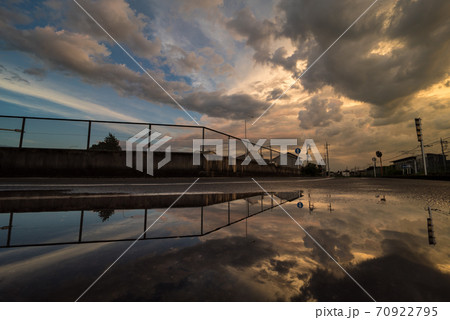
left=0, top=0, right=449, bottom=169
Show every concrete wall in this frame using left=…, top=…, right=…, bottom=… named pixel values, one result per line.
left=0, top=147, right=303, bottom=177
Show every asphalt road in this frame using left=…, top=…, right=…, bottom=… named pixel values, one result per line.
left=0, top=176, right=334, bottom=194
left=0, top=177, right=449, bottom=201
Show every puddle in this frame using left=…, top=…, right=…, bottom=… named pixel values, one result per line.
left=0, top=187, right=449, bottom=302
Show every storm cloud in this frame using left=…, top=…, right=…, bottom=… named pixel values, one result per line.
left=0, top=0, right=448, bottom=157
left=226, top=7, right=276, bottom=64
left=292, top=237, right=450, bottom=302
left=227, top=0, right=450, bottom=123
left=0, top=1, right=268, bottom=121
left=0, top=20, right=187, bottom=106
left=64, top=0, right=162, bottom=59
left=181, top=90, right=268, bottom=119
left=298, top=97, right=343, bottom=129
left=302, top=226, right=354, bottom=266
left=277, top=0, right=450, bottom=120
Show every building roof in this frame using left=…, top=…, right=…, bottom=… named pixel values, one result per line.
left=391, top=153, right=443, bottom=163
left=392, top=156, right=417, bottom=163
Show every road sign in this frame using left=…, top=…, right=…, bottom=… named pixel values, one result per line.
left=297, top=202, right=303, bottom=208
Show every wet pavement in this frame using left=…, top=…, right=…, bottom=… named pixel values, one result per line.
left=0, top=177, right=449, bottom=301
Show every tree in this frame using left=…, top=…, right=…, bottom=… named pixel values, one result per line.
left=302, top=163, right=321, bottom=176
left=94, top=209, right=115, bottom=222
left=90, top=133, right=122, bottom=151
left=376, top=151, right=383, bottom=176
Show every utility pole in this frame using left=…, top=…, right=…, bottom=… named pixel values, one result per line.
left=440, top=138, right=447, bottom=172
left=415, top=118, right=427, bottom=176
left=306, top=144, right=311, bottom=164
left=325, top=142, right=330, bottom=175
left=244, top=119, right=247, bottom=139
left=372, top=157, right=377, bottom=177
left=244, top=117, right=253, bottom=158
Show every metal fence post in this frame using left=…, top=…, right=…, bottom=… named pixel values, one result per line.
left=227, top=135, right=231, bottom=172
left=19, top=117, right=26, bottom=148
left=148, top=124, right=152, bottom=149
left=78, top=210, right=84, bottom=243
left=270, top=146, right=273, bottom=163
left=86, top=121, right=92, bottom=150
left=201, top=127, right=205, bottom=151
left=144, top=208, right=148, bottom=239
left=200, top=206, right=204, bottom=235
left=201, top=127, right=205, bottom=170
left=6, top=212, right=14, bottom=247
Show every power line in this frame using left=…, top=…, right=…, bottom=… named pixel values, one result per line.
left=384, top=146, right=420, bottom=162
left=384, top=136, right=450, bottom=162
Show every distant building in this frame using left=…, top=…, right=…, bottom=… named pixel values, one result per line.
left=342, top=170, right=350, bottom=177
left=392, top=153, right=446, bottom=174
left=272, top=152, right=299, bottom=168
left=392, top=156, right=418, bottom=174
